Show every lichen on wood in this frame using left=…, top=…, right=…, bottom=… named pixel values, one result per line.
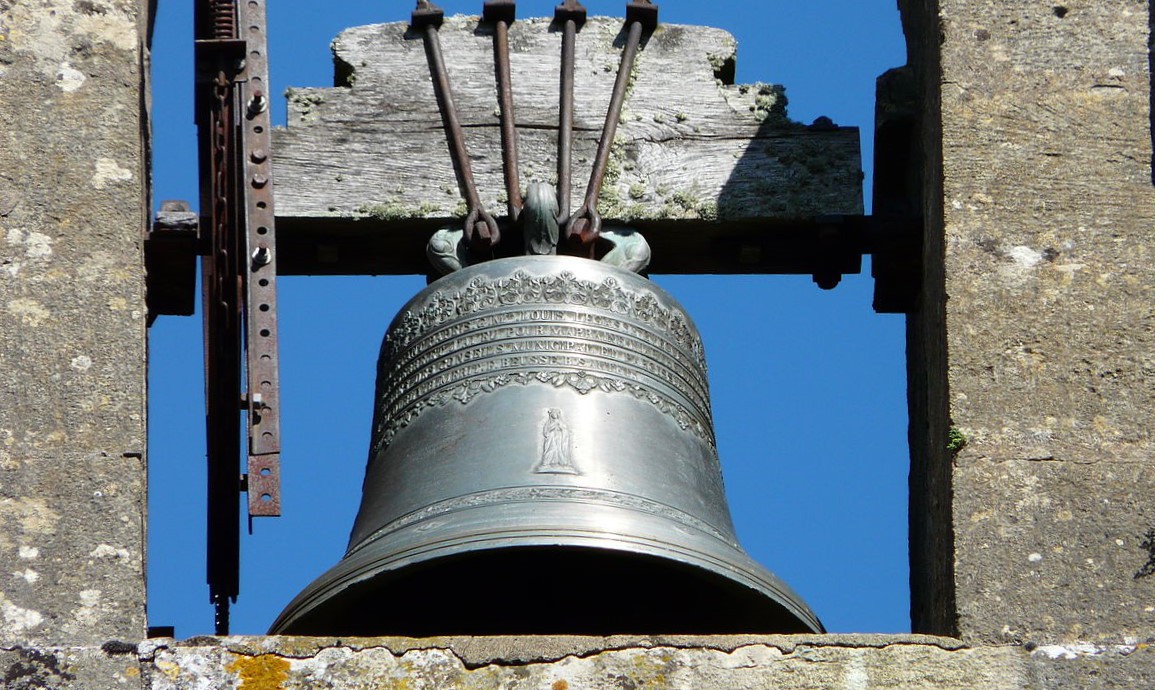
left=272, top=16, right=862, bottom=226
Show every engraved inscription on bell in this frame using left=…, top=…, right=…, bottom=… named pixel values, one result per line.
left=270, top=256, right=823, bottom=636
left=370, top=264, right=714, bottom=458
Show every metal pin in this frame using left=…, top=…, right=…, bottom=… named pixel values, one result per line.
left=246, top=91, right=268, bottom=118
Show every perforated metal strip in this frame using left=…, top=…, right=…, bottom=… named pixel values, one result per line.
left=238, top=0, right=282, bottom=518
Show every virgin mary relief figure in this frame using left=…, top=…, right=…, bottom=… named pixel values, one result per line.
left=536, top=408, right=578, bottom=475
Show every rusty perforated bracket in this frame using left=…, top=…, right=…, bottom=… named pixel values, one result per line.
left=238, top=0, right=282, bottom=520
left=191, top=1, right=282, bottom=524
left=191, top=0, right=283, bottom=635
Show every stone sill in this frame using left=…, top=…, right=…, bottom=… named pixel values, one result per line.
left=137, top=632, right=965, bottom=665
left=5, top=634, right=1152, bottom=689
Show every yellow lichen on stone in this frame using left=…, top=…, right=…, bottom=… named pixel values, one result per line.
left=227, top=654, right=291, bottom=690
left=155, top=659, right=181, bottom=680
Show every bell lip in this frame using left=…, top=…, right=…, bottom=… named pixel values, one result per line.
left=269, top=525, right=825, bottom=635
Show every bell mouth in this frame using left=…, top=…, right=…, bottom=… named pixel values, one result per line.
left=270, top=545, right=822, bottom=636
left=271, top=495, right=824, bottom=635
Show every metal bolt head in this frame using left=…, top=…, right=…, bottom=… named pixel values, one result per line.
left=247, top=92, right=269, bottom=118
left=483, top=0, right=516, bottom=24
left=626, top=0, right=659, bottom=30
left=250, top=149, right=268, bottom=164
left=251, top=174, right=269, bottom=188
left=411, top=0, right=444, bottom=29
left=554, top=0, right=587, bottom=27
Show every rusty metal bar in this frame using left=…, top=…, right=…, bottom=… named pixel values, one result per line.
left=195, top=28, right=244, bottom=635
left=565, top=0, right=657, bottom=255
left=237, top=0, right=282, bottom=519
left=194, top=0, right=285, bottom=635
left=413, top=1, right=500, bottom=256
left=485, top=0, right=522, bottom=221
left=554, top=0, right=585, bottom=224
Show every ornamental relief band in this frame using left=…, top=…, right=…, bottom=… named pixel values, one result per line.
left=383, top=271, right=705, bottom=367
left=371, top=364, right=714, bottom=457
left=379, top=318, right=711, bottom=413
left=381, top=306, right=707, bottom=397
left=370, top=269, right=719, bottom=456
left=380, top=343, right=708, bottom=419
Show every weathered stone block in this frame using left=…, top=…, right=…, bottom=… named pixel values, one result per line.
left=0, top=646, right=139, bottom=690
left=955, top=457, right=1155, bottom=644
left=0, top=452, right=145, bottom=646
left=8, top=637, right=1155, bottom=689
left=903, top=0, right=1155, bottom=643
left=1031, top=643, right=1155, bottom=689
left=0, top=0, right=148, bottom=644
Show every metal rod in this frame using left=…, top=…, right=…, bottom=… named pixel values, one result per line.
left=414, top=2, right=500, bottom=255
left=555, top=0, right=585, bottom=224
left=566, top=10, right=651, bottom=253
left=486, top=1, right=522, bottom=220
left=196, top=0, right=247, bottom=637
left=584, top=19, right=641, bottom=214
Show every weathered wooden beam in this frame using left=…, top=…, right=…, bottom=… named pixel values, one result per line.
left=273, top=215, right=865, bottom=278
left=271, top=16, right=863, bottom=276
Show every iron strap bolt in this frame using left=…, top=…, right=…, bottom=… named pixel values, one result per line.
left=563, top=0, right=659, bottom=256
left=246, top=90, right=268, bottom=118
left=414, top=0, right=657, bottom=260
left=414, top=0, right=501, bottom=256
left=485, top=0, right=523, bottom=220
left=483, top=0, right=516, bottom=25
left=555, top=0, right=586, bottom=227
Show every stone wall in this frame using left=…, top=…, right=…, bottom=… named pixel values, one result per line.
left=0, top=0, right=149, bottom=645
left=904, top=0, right=1155, bottom=645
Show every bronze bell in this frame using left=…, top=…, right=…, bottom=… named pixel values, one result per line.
left=270, top=256, right=823, bottom=635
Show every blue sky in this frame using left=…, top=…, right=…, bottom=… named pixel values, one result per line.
left=147, top=0, right=909, bottom=635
